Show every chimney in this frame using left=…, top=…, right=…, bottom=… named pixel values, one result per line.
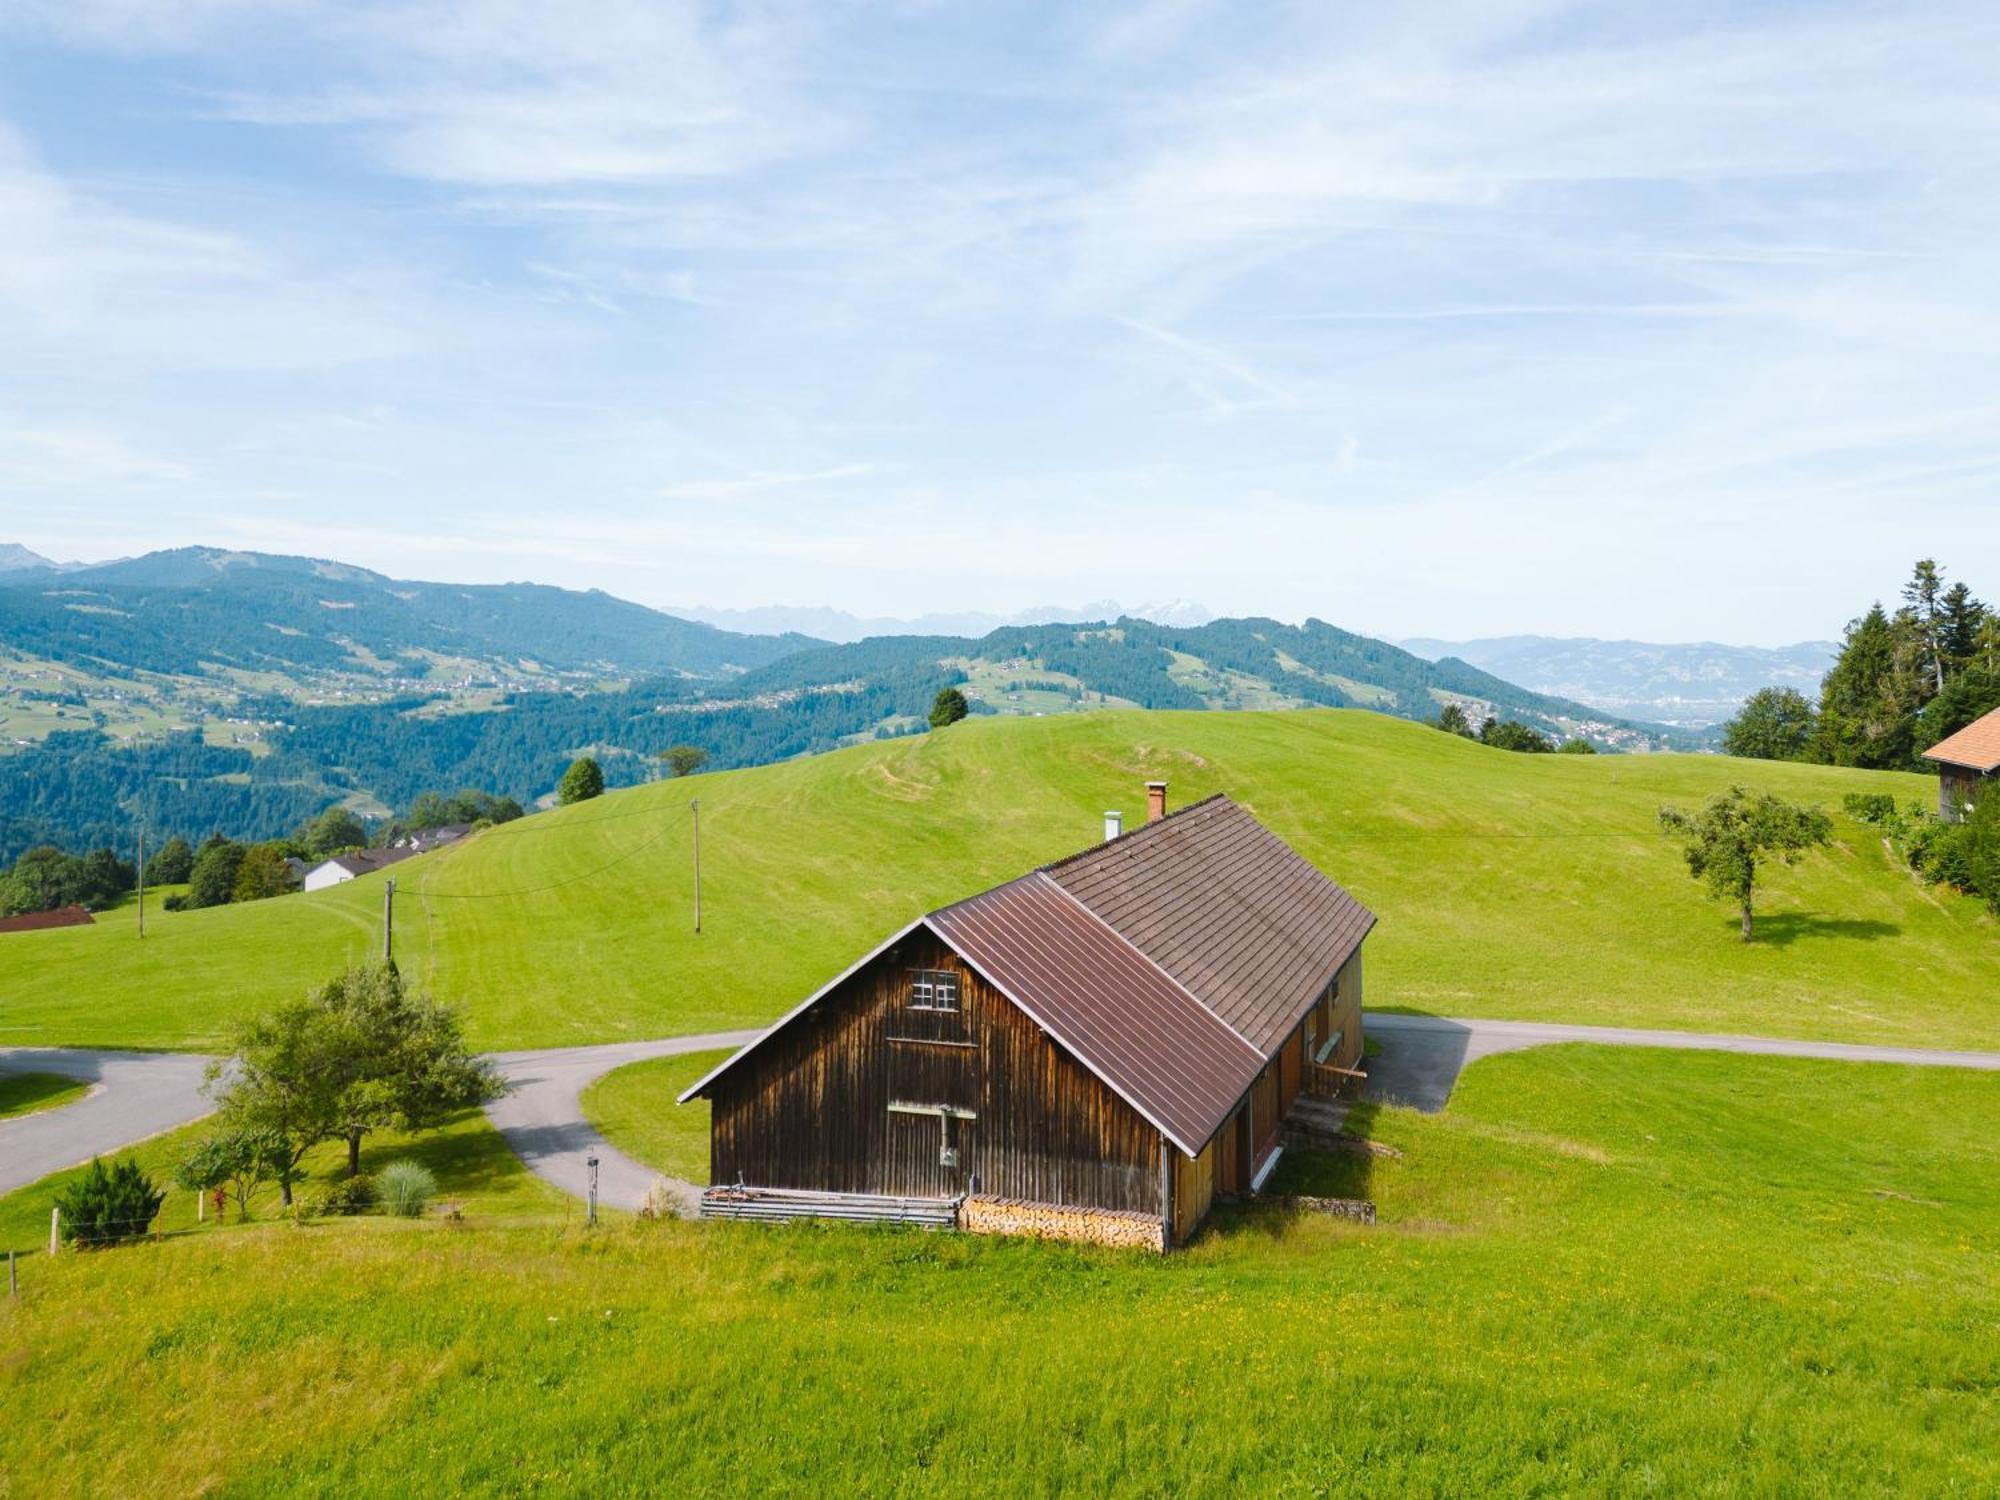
left=1103, top=810, right=1123, bottom=843
left=1145, top=780, right=1168, bottom=823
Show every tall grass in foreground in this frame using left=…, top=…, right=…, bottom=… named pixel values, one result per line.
left=3, top=1046, right=1996, bottom=1496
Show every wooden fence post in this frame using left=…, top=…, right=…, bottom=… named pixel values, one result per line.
left=9, top=1250, right=16, bottom=1298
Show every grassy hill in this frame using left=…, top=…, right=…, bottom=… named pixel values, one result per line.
left=2, top=709, right=1989, bottom=1054
left=5, top=1045, right=1997, bottom=1492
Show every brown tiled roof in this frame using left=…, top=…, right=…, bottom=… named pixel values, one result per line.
left=0, top=903, right=96, bottom=934
left=1923, top=706, right=2000, bottom=773
left=1045, top=795, right=1376, bottom=1054
left=683, top=793, right=1376, bottom=1158
left=929, top=873, right=1262, bottom=1155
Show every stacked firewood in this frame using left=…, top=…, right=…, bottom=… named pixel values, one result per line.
left=960, top=1194, right=1162, bottom=1250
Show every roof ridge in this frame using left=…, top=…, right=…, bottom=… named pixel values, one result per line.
left=1037, top=791, right=1232, bottom=878
left=1030, top=870, right=1264, bottom=1061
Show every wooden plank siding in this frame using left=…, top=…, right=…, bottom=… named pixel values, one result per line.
left=1940, top=766, right=1988, bottom=823
left=1170, top=1132, right=1217, bottom=1246
left=709, top=930, right=1165, bottom=1214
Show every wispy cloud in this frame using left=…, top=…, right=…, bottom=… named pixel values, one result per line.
left=0, top=1, right=1997, bottom=641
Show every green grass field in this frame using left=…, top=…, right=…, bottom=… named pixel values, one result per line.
left=0, top=1106, right=571, bottom=1255
left=1, top=710, right=1990, bottom=1054
left=0, top=1071, right=86, bottom=1121
left=5, top=1045, right=1995, bottom=1494
left=579, top=1051, right=727, bottom=1185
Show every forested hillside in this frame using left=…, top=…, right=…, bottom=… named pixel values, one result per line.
left=0, top=551, right=1685, bottom=861
left=0, top=547, right=814, bottom=681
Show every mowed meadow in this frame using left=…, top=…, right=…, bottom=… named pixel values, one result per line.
left=5, top=1046, right=1997, bottom=1495
left=2, top=708, right=1990, bottom=1053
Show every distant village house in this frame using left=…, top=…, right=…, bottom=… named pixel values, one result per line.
left=301, top=824, right=471, bottom=892
left=681, top=784, right=1374, bottom=1250
left=1922, top=706, right=2000, bottom=823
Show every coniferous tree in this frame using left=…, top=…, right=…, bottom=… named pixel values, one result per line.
left=1938, top=581, right=1989, bottom=677
left=1902, top=558, right=1949, bottom=695
left=1814, top=605, right=1916, bottom=768
left=928, top=687, right=970, bottom=728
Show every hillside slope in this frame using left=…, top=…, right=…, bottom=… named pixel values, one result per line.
left=1, top=710, right=1988, bottom=1053
left=0, top=546, right=816, bottom=682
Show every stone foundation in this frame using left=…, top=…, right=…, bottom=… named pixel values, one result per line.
left=960, top=1194, right=1164, bottom=1251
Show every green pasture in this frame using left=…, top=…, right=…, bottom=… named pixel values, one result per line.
left=1, top=709, right=1989, bottom=1053
left=579, top=1051, right=727, bottom=1186
left=3, top=1045, right=1995, bottom=1494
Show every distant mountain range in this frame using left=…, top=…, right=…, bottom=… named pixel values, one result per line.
left=0, top=543, right=85, bottom=574
left=1398, top=635, right=1838, bottom=727
left=0, top=543, right=1696, bottom=862
left=673, top=598, right=1217, bottom=642
left=0, top=545, right=814, bottom=683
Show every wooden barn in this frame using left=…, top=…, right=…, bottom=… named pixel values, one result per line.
left=680, top=783, right=1375, bottom=1250
left=1923, top=706, right=2000, bottom=823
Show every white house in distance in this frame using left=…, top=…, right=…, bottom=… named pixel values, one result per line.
left=302, top=825, right=473, bottom=893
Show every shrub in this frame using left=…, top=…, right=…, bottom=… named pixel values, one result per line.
left=1843, top=792, right=1897, bottom=824
left=377, top=1160, right=437, bottom=1218
left=928, top=687, right=970, bottom=729
left=162, top=893, right=188, bottom=912
left=557, top=757, right=604, bottom=805
left=321, top=1174, right=378, bottom=1216
left=54, top=1157, right=165, bottom=1247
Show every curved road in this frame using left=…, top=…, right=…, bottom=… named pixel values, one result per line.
left=8, top=1019, right=2000, bottom=1213
left=486, top=1033, right=758, bottom=1215
left=0, top=1048, right=216, bottom=1197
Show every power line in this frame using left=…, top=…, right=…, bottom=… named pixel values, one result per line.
left=418, top=821, right=677, bottom=900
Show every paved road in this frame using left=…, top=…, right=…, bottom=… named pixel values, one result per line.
left=486, top=1032, right=760, bottom=1215
left=10, top=1018, right=1999, bottom=1210
left=1363, top=1013, right=2000, bottom=1113
left=0, top=1048, right=217, bottom=1196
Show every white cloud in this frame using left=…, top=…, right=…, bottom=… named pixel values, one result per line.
left=1, top=1, right=1998, bottom=642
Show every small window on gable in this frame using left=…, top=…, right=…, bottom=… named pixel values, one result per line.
left=908, top=968, right=960, bottom=1012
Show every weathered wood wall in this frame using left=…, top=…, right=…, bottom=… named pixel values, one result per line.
left=708, top=929, right=1165, bottom=1213
left=1170, top=1131, right=1217, bottom=1245
left=1940, top=767, right=1988, bottom=823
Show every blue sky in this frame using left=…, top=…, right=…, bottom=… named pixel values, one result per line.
left=1, top=0, right=1996, bottom=644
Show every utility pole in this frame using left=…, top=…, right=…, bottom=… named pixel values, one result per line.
left=135, top=819, right=145, bottom=940
left=382, top=877, right=395, bottom=965
left=690, top=799, right=701, bottom=934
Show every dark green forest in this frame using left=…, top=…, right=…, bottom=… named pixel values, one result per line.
left=0, top=576, right=1667, bottom=863
left=1725, top=559, right=2000, bottom=769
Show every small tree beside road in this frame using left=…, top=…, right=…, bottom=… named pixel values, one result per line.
left=207, top=963, right=506, bottom=1199
left=174, top=1126, right=295, bottom=1221
left=1658, top=787, right=1833, bottom=941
